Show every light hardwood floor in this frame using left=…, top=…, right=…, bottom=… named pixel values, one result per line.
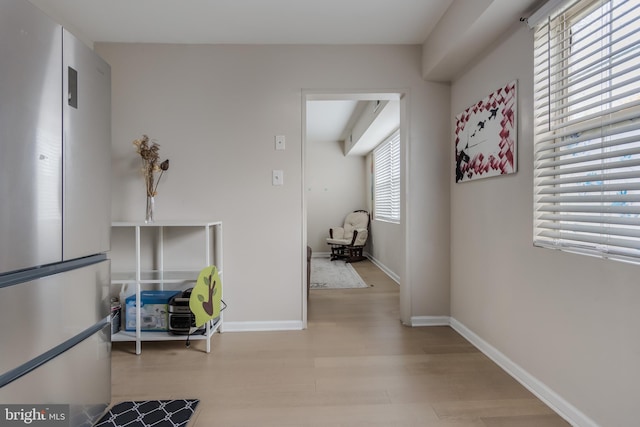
left=111, top=259, right=570, bottom=427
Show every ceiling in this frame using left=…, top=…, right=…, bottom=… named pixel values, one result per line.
left=27, top=0, right=455, bottom=45
left=306, top=98, right=401, bottom=155
left=306, top=101, right=359, bottom=143
left=26, top=0, right=544, bottom=153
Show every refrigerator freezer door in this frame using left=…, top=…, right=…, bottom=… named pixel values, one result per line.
left=0, top=259, right=111, bottom=427
left=62, top=29, right=112, bottom=261
left=0, top=260, right=110, bottom=376
left=0, top=0, right=63, bottom=274
left=0, top=323, right=111, bottom=427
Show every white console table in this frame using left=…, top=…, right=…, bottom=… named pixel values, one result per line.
left=110, top=221, right=223, bottom=354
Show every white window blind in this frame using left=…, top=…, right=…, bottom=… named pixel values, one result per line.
left=373, top=130, right=400, bottom=223
left=533, top=0, right=640, bottom=262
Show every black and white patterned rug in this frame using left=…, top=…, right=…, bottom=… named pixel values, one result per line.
left=94, top=399, right=199, bottom=427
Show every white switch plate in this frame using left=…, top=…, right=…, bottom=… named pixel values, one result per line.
left=272, top=169, right=284, bottom=186
left=275, top=135, right=286, bottom=150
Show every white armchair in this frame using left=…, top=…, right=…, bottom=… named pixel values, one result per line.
left=326, top=210, right=370, bottom=262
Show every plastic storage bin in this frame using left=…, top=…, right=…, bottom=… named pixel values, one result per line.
left=125, top=290, right=180, bottom=332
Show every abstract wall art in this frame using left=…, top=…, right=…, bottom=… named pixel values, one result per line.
left=455, top=80, right=517, bottom=183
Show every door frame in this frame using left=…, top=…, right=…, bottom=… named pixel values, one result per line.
left=301, top=89, right=409, bottom=328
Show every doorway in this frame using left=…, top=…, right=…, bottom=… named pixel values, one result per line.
left=302, top=91, right=406, bottom=327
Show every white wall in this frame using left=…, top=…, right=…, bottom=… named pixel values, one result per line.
left=96, top=43, right=451, bottom=328
left=365, top=153, right=402, bottom=280
left=369, top=219, right=402, bottom=281
left=450, top=24, right=640, bottom=427
left=306, top=139, right=366, bottom=255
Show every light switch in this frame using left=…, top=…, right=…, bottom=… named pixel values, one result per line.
left=275, top=135, right=286, bottom=150
left=272, top=169, right=284, bottom=186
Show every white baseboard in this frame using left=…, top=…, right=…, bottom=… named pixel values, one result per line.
left=222, top=320, right=304, bottom=332
left=449, top=318, right=598, bottom=427
left=311, top=252, right=331, bottom=258
left=365, top=253, right=400, bottom=284
left=223, top=313, right=596, bottom=426
left=409, top=315, right=451, bottom=326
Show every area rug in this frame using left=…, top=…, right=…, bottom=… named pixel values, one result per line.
left=310, top=257, right=368, bottom=289
left=94, top=399, right=199, bottom=427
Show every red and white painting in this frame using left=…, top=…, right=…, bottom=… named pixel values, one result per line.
left=455, top=80, right=517, bottom=183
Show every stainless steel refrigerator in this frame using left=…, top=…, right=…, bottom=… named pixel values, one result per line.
left=0, top=0, right=112, bottom=425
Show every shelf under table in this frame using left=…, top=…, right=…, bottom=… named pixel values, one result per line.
left=112, top=320, right=221, bottom=343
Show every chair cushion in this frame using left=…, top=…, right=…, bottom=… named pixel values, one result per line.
left=343, top=211, right=369, bottom=238
left=352, top=229, right=368, bottom=246
left=327, top=237, right=351, bottom=245
left=327, top=229, right=368, bottom=247
left=327, top=211, right=369, bottom=247
left=329, top=226, right=346, bottom=239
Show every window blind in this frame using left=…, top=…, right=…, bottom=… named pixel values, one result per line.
left=533, top=0, right=640, bottom=262
left=373, top=130, right=400, bottom=223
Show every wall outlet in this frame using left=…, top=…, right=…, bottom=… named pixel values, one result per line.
left=275, top=135, right=285, bottom=150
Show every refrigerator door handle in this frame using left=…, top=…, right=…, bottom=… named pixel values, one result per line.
left=68, top=66, right=77, bottom=108
left=0, top=254, right=107, bottom=290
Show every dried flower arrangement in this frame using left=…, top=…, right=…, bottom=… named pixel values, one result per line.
left=132, top=134, right=170, bottom=197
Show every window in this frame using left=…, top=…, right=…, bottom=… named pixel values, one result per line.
left=373, top=130, right=400, bottom=223
left=533, top=0, right=640, bottom=262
